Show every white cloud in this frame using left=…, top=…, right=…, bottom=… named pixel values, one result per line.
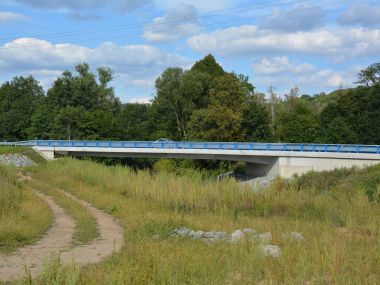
left=253, top=56, right=316, bottom=75
left=339, top=3, right=380, bottom=27
left=259, top=5, right=325, bottom=32
left=0, top=11, right=27, bottom=23
left=143, top=3, right=201, bottom=42
left=0, top=38, right=190, bottom=90
left=188, top=25, right=380, bottom=60
left=252, top=56, right=358, bottom=92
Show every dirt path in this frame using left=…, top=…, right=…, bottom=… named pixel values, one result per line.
left=59, top=190, right=124, bottom=265
left=0, top=185, right=124, bottom=282
left=0, top=191, right=75, bottom=281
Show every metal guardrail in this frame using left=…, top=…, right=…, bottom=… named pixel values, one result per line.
left=1, top=140, right=379, bottom=154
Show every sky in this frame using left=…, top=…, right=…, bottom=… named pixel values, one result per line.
left=0, top=0, right=379, bottom=103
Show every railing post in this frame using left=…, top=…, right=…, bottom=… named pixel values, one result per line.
left=356, top=145, right=359, bottom=153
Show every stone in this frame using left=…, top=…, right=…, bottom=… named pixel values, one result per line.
left=175, top=227, right=192, bottom=237
left=242, top=228, right=256, bottom=235
left=0, top=154, right=35, bottom=167
left=189, top=231, right=204, bottom=239
left=290, top=232, right=304, bottom=242
left=231, top=230, right=244, bottom=243
left=257, top=232, right=272, bottom=244
left=261, top=245, right=282, bottom=258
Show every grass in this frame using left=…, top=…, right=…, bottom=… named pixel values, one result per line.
left=25, top=178, right=99, bottom=245
left=0, top=164, right=53, bottom=253
left=22, top=158, right=380, bottom=284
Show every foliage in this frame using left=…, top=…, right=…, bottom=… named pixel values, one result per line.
left=1, top=58, right=380, bottom=151
left=0, top=76, right=43, bottom=141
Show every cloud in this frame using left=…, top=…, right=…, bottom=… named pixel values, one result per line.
left=12, top=0, right=151, bottom=13
left=253, top=57, right=316, bottom=75
left=259, top=6, right=325, bottom=32
left=143, top=3, right=201, bottom=42
left=338, top=3, right=380, bottom=27
left=188, top=25, right=380, bottom=60
left=0, top=11, right=27, bottom=23
left=0, top=38, right=190, bottom=90
left=252, top=56, right=358, bottom=92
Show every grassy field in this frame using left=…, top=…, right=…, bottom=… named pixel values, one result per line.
left=23, top=158, right=380, bottom=284
left=0, top=164, right=53, bottom=253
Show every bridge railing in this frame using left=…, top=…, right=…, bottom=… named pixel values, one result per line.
left=15, top=140, right=380, bottom=154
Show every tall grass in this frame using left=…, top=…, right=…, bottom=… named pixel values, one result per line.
left=0, top=165, right=52, bottom=252
left=27, top=158, right=380, bottom=284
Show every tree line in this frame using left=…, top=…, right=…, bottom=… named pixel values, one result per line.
left=1, top=55, right=379, bottom=146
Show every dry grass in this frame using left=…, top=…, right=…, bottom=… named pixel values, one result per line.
left=0, top=164, right=52, bottom=252
left=22, top=158, right=380, bottom=284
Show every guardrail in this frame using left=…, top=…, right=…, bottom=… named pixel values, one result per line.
left=1, top=140, right=379, bottom=154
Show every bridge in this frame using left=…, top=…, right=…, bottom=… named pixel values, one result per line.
left=3, top=140, right=380, bottom=179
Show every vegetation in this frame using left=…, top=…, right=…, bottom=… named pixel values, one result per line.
left=0, top=164, right=52, bottom=252
left=18, top=158, right=379, bottom=284
left=1, top=55, right=378, bottom=147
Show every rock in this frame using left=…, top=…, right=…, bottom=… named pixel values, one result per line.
left=214, top=231, right=227, bottom=240
left=231, top=230, right=244, bottom=243
left=261, top=245, right=282, bottom=258
left=174, top=227, right=192, bottom=237
left=290, top=232, right=304, bottom=242
left=257, top=232, right=272, bottom=244
left=0, top=154, right=35, bottom=167
left=242, top=228, right=256, bottom=235
left=189, top=231, right=204, bottom=239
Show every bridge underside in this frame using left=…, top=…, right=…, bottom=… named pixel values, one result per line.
left=34, top=147, right=380, bottom=179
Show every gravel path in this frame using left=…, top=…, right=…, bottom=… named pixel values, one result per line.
left=0, top=186, right=124, bottom=282
left=0, top=191, right=75, bottom=281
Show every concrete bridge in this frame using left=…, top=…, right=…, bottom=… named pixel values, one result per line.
left=7, top=140, right=378, bottom=179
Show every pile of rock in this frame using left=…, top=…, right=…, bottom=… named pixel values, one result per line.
left=171, top=227, right=303, bottom=258
left=0, top=154, right=35, bottom=167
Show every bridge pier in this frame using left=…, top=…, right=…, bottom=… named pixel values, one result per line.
left=245, top=157, right=279, bottom=178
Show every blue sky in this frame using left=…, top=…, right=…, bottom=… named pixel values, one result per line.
left=0, top=0, right=380, bottom=103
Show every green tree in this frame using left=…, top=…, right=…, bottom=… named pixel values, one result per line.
left=356, top=63, right=380, bottom=87
left=243, top=95, right=271, bottom=142
left=0, top=76, right=44, bottom=140
left=191, top=54, right=225, bottom=79
left=188, top=73, right=248, bottom=141
left=275, top=95, right=319, bottom=143
left=119, top=103, right=153, bottom=140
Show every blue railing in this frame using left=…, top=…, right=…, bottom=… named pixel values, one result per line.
left=2, top=140, right=379, bottom=154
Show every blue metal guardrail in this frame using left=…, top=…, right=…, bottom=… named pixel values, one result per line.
left=1, top=140, right=380, bottom=154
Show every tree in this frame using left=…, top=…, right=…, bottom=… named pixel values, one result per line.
left=275, top=96, right=319, bottom=143
left=188, top=73, right=248, bottom=141
left=191, top=54, right=225, bottom=79
left=243, top=95, right=271, bottom=142
left=152, top=67, right=186, bottom=140
left=0, top=76, right=44, bottom=140
left=119, top=103, right=153, bottom=140
left=356, top=63, right=380, bottom=87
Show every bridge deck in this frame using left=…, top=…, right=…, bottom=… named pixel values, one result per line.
left=2, top=140, right=380, bottom=154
